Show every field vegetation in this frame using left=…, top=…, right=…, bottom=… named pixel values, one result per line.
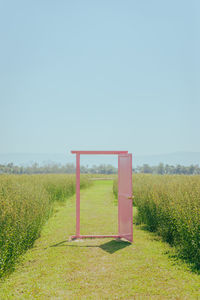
left=1, top=172, right=199, bottom=296
left=113, top=174, right=200, bottom=270
left=0, top=180, right=199, bottom=298
left=0, top=174, right=91, bottom=277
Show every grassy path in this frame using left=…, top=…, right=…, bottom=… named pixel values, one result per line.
left=0, top=181, right=199, bottom=299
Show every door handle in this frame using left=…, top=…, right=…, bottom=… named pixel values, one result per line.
left=127, top=195, right=134, bottom=199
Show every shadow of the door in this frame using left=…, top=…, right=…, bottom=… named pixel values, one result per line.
left=49, top=239, right=131, bottom=254
left=99, top=240, right=131, bottom=253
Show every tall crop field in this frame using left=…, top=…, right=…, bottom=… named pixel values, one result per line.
left=113, top=174, right=200, bottom=269
left=0, top=174, right=91, bottom=277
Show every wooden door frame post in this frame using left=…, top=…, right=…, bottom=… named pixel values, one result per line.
left=76, top=153, right=80, bottom=237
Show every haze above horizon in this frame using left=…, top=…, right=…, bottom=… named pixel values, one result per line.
left=1, top=1, right=199, bottom=156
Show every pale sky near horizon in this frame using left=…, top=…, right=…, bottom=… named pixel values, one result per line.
left=0, top=0, right=199, bottom=156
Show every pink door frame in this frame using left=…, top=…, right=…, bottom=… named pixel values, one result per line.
left=70, top=150, right=133, bottom=242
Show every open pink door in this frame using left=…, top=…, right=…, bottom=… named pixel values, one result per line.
left=118, top=153, right=133, bottom=242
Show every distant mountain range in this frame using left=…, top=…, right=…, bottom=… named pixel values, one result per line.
left=0, top=152, right=199, bottom=167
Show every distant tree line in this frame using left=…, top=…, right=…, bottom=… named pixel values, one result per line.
left=0, top=163, right=117, bottom=175
left=0, top=162, right=200, bottom=175
left=133, top=163, right=200, bottom=175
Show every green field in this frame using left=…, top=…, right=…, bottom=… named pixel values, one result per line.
left=0, top=178, right=199, bottom=299
left=114, top=174, right=200, bottom=270
left=0, top=174, right=91, bottom=277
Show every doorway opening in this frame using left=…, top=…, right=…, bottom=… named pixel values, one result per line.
left=70, top=150, right=133, bottom=242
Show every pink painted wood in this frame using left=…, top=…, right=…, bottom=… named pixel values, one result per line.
left=71, top=235, right=120, bottom=239
left=71, top=150, right=128, bottom=155
left=118, top=153, right=133, bottom=242
left=71, top=150, right=133, bottom=242
left=76, top=153, right=80, bottom=237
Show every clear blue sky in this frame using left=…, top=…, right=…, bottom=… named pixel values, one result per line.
left=0, top=0, right=199, bottom=156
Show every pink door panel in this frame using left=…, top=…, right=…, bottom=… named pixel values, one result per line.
left=118, top=153, right=133, bottom=242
